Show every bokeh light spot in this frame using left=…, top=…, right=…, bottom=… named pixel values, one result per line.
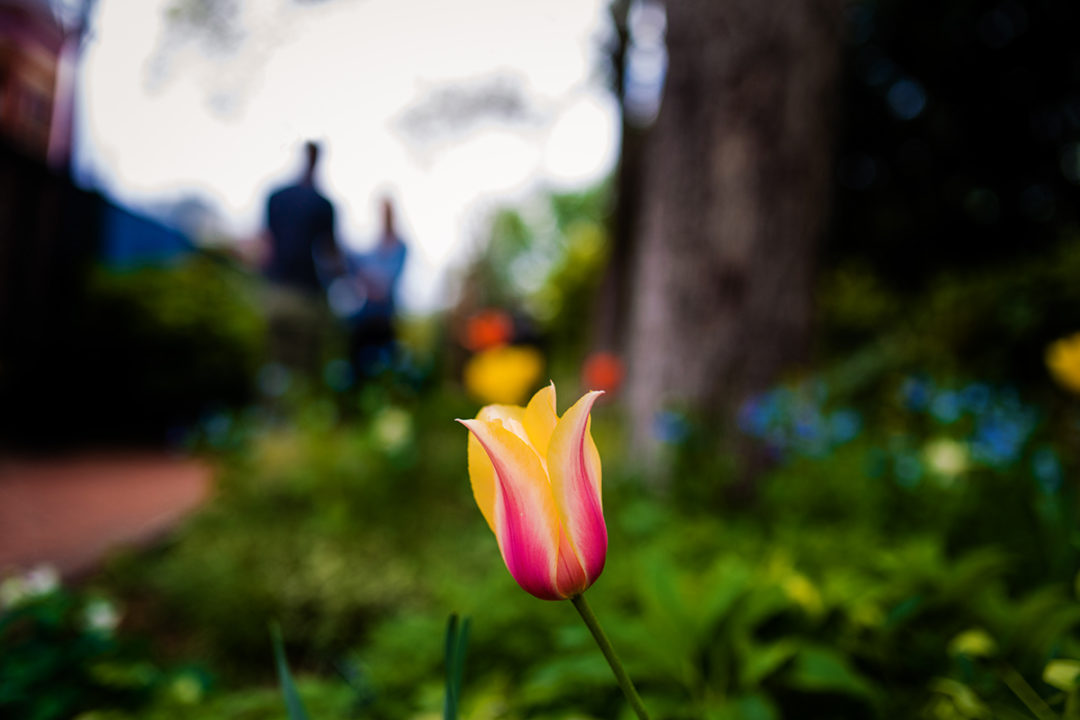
left=886, top=78, right=926, bottom=120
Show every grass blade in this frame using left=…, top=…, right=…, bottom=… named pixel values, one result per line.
left=443, top=613, right=471, bottom=720
left=271, top=622, right=311, bottom=720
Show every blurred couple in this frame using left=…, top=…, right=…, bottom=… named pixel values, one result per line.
left=262, top=141, right=407, bottom=384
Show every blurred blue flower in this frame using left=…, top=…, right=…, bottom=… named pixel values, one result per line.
left=793, top=411, right=822, bottom=441
left=931, top=391, right=963, bottom=424
left=971, top=410, right=1034, bottom=466
left=894, top=452, right=924, bottom=487
left=737, top=394, right=773, bottom=436
left=900, top=376, right=933, bottom=411
left=203, top=411, right=232, bottom=448
left=653, top=410, right=690, bottom=445
left=959, top=383, right=991, bottom=414
left=739, top=383, right=860, bottom=460
left=1032, top=447, right=1063, bottom=495
left=794, top=411, right=829, bottom=457
left=829, top=409, right=862, bottom=444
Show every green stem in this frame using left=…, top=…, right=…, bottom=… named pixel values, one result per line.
left=1000, top=662, right=1058, bottom=720
left=571, top=593, right=651, bottom=720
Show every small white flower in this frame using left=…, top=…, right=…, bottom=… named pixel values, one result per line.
left=23, top=565, right=60, bottom=597
left=84, top=597, right=121, bottom=633
left=0, top=565, right=60, bottom=610
left=373, top=406, right=413, bottom=452
left=923, top=438, right=970, bottom=483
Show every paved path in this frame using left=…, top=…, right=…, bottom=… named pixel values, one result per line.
left=0, top=453, right=213, bottom=577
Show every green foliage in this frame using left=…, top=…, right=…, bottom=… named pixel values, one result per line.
left=0, top=574, right=201, bottom=720
left=71, top=368, right=1078, bottom=718
left=1, top=252, right=267, bottom=447
left=73, top=255, right=264, bottom=444
left=76, top=675, right=359, bottom=720
left=102, top=390, right=473, bottom=672
left=29, top=272, right=1080, bottom=720
left=81, top=255, right=265, bottom=407
left=1, top=340, right=1062, bottom=720
left=819, top=240, right=1080, bottom=387
left=460, top=184, right=610, bottom=361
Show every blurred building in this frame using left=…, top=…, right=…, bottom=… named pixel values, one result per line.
left=0, top=0, right=66, bottom=163
left=0, top=1, right=203, bottom=449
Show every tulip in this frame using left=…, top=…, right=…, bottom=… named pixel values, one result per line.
left=457, top=383, right=606, bottom=601
left=456, top=383, right=650, bottom=719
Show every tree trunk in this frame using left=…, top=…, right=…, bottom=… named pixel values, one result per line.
left=625, top=0, right=845, bottom=470
left=593, top=0, right=642, bottom=355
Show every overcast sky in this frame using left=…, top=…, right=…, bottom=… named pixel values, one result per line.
left=73, top=0, right=620, bottom=312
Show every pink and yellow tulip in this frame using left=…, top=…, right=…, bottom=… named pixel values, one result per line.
left=458, top=383, right=606, bottom=601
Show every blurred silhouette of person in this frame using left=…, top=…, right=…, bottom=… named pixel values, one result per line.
left=349, top=197, right=407, bottom=378
left=262, top=141, right=341, bottom=382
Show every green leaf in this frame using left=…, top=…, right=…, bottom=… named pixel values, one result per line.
left=948, top=628, right=998, bottom=659
left=520, top=653, right=611, bottom=705
left=271, top=623, right=310, bottom=720
left=738, top=640, right=800, bottom=688
left=444, top=613, right=471, bottom=720
left=1044, top=659, right=1080, bottom=692
left=785, top=646, right=874, bottom=699
left=699, top=559, right=753, bottom=630
left=1067, top=689, right=1080, bottom=720
left=703, top=693, right=779, bottom=720
left=928, top=678, right=991, bottom=719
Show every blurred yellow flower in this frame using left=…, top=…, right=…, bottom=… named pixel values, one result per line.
left=1047, top=332, right=1080, bottom=394
left=463, top=345, right=545, bottom=405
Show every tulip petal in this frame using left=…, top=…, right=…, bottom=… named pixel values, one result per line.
left=523, top=382, right=558, bottom=459
left=467, top=405, right=525, bottom=532
left=555, top=526, right=588, bottom=598
left=547, top=390, right=606, bottom=584
left=458, top=417, right=563, bottom=600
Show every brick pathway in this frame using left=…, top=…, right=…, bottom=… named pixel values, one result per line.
left=0, top=453, right=213, bottom=577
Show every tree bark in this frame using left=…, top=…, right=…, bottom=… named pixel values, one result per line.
left=593, top=0, right=641, bottom=355
left=625, top=0, right=845, bottom=468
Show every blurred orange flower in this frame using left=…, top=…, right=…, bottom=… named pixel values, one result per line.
left=582, top=352, right=624, bottom=396
left=1047, top=332, right=1080, bottom=394
left=462, top=309, right=514, bottom=352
